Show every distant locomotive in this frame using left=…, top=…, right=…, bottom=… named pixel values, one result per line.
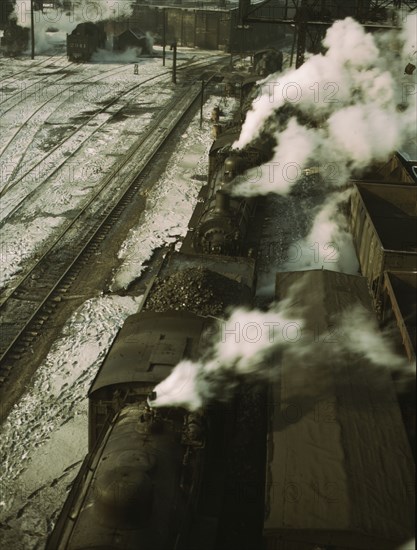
left=66, top=21, right=106, bottom=62
left=0, top=0, right=14, bottom=30
left=254, top=48, right=283, bottom=77
left=1, top=20, right=29, bottom=56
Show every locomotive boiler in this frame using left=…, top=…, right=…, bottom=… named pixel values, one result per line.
left=188, top=122, right=272, bottom=257
left=47, top=312, right=216, bottom=550
left=47, top=82, right=269, bottom=548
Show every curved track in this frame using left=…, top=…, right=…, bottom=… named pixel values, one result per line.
left=0, top=63, right=153, bottom=193
left=0, top=56, right=73, bottom=110
left=0, top=74, right=214, bottom=388
left=0, top=54, right=67, bottom=81
left=0, top=54, right=224, bottom=207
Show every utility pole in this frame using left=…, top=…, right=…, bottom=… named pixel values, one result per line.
left=171, top=42, right=177, bottom=84
left=162, top=9, right=166, bottom=66
left=200, top=79, right=204, bottom=128
left=30, top=0, right=35, bottom=59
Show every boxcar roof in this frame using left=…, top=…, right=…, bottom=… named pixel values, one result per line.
left=354, top=182, right=417, bottom=251
left=264, top=269, right=415, bottom=549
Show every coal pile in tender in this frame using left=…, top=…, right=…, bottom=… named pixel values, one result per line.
left=145, top=267, right=249, bottom=316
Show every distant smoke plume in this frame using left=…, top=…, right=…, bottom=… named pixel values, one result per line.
left=11, top=0, right=133, bottom=54
left=92, top=47, right=142, bottom=63
left=232, top=15, right=417, bottom=196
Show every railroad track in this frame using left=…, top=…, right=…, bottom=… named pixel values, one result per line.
left=0, top=53, right=225, bottom=208
left=0, top=76, right=213, bottom=387
left=0, top=56, right=73, bottom=111
left=0, top=54, right=67, bottom=81
left=0, top=63, right=153, bottom=194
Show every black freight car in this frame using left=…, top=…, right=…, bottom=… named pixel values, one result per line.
left=350, top=182, right=417, bottom=300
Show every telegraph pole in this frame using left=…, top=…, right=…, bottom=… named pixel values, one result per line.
left=171, top=42, right=177, bottom=84
left=200, top=79, right=204, bottom=128
left=30, top=0, right=35, bottom=59
left=162, top=9, right=166, bottom=66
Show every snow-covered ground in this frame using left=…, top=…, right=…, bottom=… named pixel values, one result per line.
left=0, top=47, right=237, bottom=543
left=1, top=17, right=414, bottom=547
left=0, top=48, right=226, bottom=290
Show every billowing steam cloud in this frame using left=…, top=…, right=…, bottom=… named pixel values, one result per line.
left=232, top=15, right=417, bottom=196
left=150, top=278, right=411, bottom=411
left=11, top=0, right=134, bottom=54
left=150, top=16, right=416, bottom=411
left=151, top=281, right=305, bottom=410
left=282, top=189, right=359, bottom=274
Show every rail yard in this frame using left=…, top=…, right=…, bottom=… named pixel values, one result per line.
left=0, top=1, right=416, bottom=549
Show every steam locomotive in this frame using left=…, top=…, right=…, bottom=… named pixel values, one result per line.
left=66, top=22, right=106, bottom=62
left=46, top=74, right=270, bottom=549
left=0, top=19, right=29, bottom=56
left=47, top=57, right=415, bottom=549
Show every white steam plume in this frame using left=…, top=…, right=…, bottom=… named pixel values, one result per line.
left=338, top=304, right=409, bottom=370
left=232, top=15, right=417, bottom=196
left=11, top=1, right=77, bottom=53
left=151, top=282, right=305, bottom=410
left=282, top=189, right=359, bottom=275
left=149, top=16, right=415, bottom=418
left=92, top=47, right=142, bottom=63
left=150, top=277, right=411, bottom=411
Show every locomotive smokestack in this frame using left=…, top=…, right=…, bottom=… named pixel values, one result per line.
left=147, top=391, right=157, bottom=406
left=215, top=190, right=230, bottom=212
